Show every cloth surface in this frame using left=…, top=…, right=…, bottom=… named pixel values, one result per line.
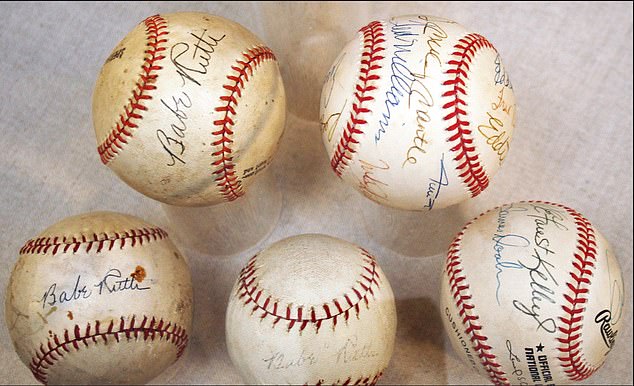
left=0, top=2, right=632, bottom=385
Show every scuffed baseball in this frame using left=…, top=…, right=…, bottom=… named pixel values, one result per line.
left=5, top=212, right=193, bottom=384
left=93, top=12, right=286, bottom=206
left=440, top=201, right=624, bottom=384
left=320, top=15, right=516, bottom=211
left=225, top=234, right=397, bottom=384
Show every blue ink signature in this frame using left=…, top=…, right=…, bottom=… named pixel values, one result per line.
left=424, top=154, right=448, bottom=210
left=375, top=19, right=424, bottom=143
left=492, top=233, right=529, bottom=304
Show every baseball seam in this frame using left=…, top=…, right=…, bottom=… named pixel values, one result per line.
left=236, top=248, right=381, bottom=333
left=97, top=15, right=168, bottom=165
left=547, top=201, right=599, bottom=381
left=19, top=227, right=169, bottom=255
left=212, top=46, right=277, bottom=201
left=330, top=20, right=385, bottom=177
left=446, top=227, right=509, bottom=385
left=313, top=370, right=384, bottom=386
left=29, top=315, right=188, bottom=385
left=443, top=33, right=495, bottom=198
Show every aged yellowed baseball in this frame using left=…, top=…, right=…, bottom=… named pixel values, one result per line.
left=320, top=15, right=516, bottom=211
left=440, top=201, right=624, bottom=384
left=226, top=234, right=397, bottom=385
left=93, top=12, right=286, bottom=206
left=4, top=212, right=193, bottom=384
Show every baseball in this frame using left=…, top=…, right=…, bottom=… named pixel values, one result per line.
left=440, top=201, right=624, bottom=384
left=225, top=234, right=397, bottom=384
left=4, top=212, right=193, bottom=384
left=93, top=12, right=286, bottom=206
left=320, top=15, right=516, bottom=211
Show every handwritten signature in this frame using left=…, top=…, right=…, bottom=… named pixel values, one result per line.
left=263, top=350, right=317, bottom=370
left=170, top=30, right=225, bottom=87
left=156, top=91, right=192, bottom=166
left=336, top=336, right=379, bottom=364
left=357, top=159, right=390, bottom=202
left=375, top=18, right=422, bottom=143
left=494, top=54, right=513, bottom=89
left=320, top=52, right=347, bottom=142
left=512, top=204, right=567, bottom=333
left=506, top=340, right=530, bottom=385
left=403, top=73, right=434, bottom=167
left=40, top=268, right=151, bottom=310
left=477, top=111, right=511, bottom=164
left=423, top=154, right=448, bottom=210
left=493, top=233, right=529, bottom=304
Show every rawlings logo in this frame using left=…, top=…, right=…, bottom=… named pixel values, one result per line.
left=595, top=310, right=618, bottom=350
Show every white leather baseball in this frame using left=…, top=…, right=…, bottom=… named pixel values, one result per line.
left=93, top=12, right=286, bottom=206
left=320, top=15, right=516, bottom=211
left=225, top=234, right=397, bottom=385
left=440, top=201, right=624, bottom=384
left=4, top=212, right=193, bottom=384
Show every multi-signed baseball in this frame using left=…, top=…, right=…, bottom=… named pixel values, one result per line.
left=440, top=201, right=624, bottom=384
left=320, top=15, right=516, bottom=211
left=4, top=212, right=193, bottom=384
left=93, top=12, right=286, bottom=206
left=225, top=234, right=397, bottom=385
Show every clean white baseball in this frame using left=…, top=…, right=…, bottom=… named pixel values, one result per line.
left=225, top=234, right=397, bottom=385
left=440, top=201, right=624, bottom=384
left=320, top=15, right=516, bottom=211
left=93, top=12, right=286, bottom=206
left=4, top=212, right=193, bottom=384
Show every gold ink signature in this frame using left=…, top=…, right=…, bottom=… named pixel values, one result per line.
left=491, top=87, right=514, bottom=116
left=478, top=112, right=511, bottom=164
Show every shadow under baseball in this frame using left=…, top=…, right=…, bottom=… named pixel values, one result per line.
left=382, top=296, right=447, bottom=385
left=361, top=199, right=469, bottom=258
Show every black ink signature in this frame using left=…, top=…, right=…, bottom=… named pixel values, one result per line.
left=511, top=245, right=559, bottom=333
left=320, top=52, right=347, bottom=142
left=506, top=340, right=530, bottom=385
left=94, top=268, right=151, bottom=295
left=424, top=154, right=448, bottom=210
left=41, top=275, right=92, bottom=310
left=170, top=30, right=225, bottom=86
left=156, top=91, right=192, bottom=166
left=528, top=204, right=568, bottom=256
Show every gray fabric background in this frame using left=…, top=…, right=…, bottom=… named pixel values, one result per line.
left=0, top=2, right=632, bottom=385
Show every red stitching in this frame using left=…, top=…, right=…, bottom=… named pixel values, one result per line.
left=446, top=224, right=509, bottom=385
left=19, top=227, right=169, bottom=255
left=312, top=370, right=384, bottom=385
left=236, top=248, right=381, bottom=333
left=443, top=33, right=496, bottom=197
left=97, top=15, right=169, bottom=165
left=29, top=315, right=188, bottom=385
left=531, top=201, right=599, bottom=382
left=212, top=46, right=277, bottom=201
left=330, top=21, right=385, bottom=177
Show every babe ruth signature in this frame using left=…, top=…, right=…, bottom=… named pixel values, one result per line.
left=40, top=268, right=151, bottom=310
left=156, top=29, right=225, bottom=165
left=171, top=30, right=226, bottom=87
